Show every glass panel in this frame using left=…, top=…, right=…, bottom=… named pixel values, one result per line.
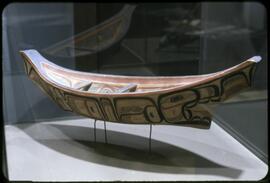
left=3, top=3, right=77, bottom=124
left=201, top=2, right=267, bottom=162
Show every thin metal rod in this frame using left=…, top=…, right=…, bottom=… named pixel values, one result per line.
left=149, top=124, right=152, bottom=153
left=104, top=121, right=108, bottom=144
left=121, top=42, right=145, bottom=63
left=94, top=119, right=96, bottom=143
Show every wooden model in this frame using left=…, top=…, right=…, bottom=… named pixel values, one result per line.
left=42, top=4, right=136, bottom=57
left=20, top=49, right=261, bottom=129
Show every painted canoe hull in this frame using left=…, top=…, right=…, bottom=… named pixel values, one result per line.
left=20, top=50, right=261, bottom=129
left=42, top=4, right=136, bottom=57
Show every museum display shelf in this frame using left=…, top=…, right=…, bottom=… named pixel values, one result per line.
left=4, top=118, right=267, bottom=181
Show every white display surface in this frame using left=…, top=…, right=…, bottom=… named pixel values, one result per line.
left=5, top=118, right=267, bottom=181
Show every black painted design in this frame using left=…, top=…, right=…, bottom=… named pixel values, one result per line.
left=52, top=88, right=71, bottom=111
left=158, top=64, right=254, bottom=126
left=65, top=94, right=105, bottom=120
left=100, top=98, right=118, bottom=121
left=114, top=97, right=162, bottom=123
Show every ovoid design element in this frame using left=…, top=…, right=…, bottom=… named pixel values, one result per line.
left=20, top=50, right=261, bottom=129
left=42, top=4, right=136, bottom=57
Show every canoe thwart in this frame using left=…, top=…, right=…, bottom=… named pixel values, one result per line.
left=86, top=82, right=137, bottom=93
left=74, top=81, right=92, bottom=91
left=117, top=83, right=137, bottom=93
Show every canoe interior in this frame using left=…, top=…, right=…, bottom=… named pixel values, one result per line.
left=41, top=61, right=224, bottom=93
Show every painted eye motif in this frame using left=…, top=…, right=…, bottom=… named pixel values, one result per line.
left=146, top=106, right=161, bottom=123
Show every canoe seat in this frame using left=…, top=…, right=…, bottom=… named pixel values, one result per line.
left=117, top=83, right=137, bottom=93
left=74, top=81, right=92, bottom=91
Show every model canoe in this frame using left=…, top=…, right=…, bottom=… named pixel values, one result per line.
left=42, top=4, right=136, bottom=57
left=20, top=49, right=261, bottom=129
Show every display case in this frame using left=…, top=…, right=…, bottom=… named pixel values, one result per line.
left=2, top=2, right=268, bottom=181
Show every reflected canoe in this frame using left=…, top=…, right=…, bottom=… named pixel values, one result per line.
left=42, top=4, right=136, bottom=57
left=20, top=49, right=261, bottom=129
